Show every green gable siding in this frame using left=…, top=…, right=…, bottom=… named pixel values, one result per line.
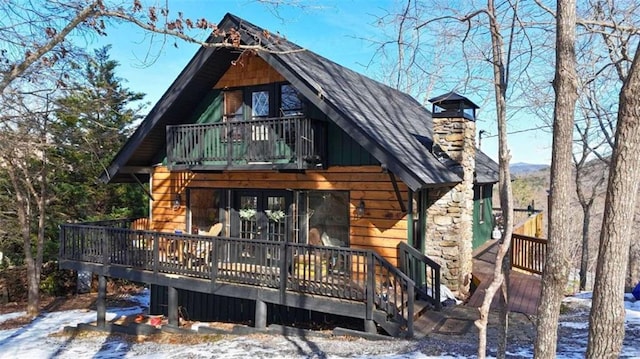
left=327, top=122, right=380, bottom=166
left=472, top=184, right=494, bottom=249
left=190, top=89, right=223, bottom=124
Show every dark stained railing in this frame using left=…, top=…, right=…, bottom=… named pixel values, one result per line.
left=166, top=117, right=323, bottom=170
left=397, top=241, right=442, bottom=310
left=511, top=234, right=546, bottom=275
left=59, top=222, right=416, bottom=336
left=493, top=208, right=547, bottom=274
left=83, top=218, right=149, bottom=230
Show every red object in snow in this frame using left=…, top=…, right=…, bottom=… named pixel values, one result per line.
left=149, top=316, right=163, bottom=326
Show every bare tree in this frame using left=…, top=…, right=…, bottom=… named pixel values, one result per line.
left=0, top=86, right=58, bottom=317
left=478, top=1, right=517, bottom=356
left=573, top=82, right=611, bottom=290
left=586, top=38, right=640, bottom=358
left=571, top=0, right=640, bottom=291
left=409, top=0, right=534, bottom=356
left=0, top=0, right=306, bottom=317
left=0, top=0, right=303, bottom=94
left=534, top=0, right=579, bottom=357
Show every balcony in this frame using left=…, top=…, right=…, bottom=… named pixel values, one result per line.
left=166, top=117, right=325, bottom=171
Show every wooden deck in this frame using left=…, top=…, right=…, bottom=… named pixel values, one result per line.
left=467, top=240, right=541, bottom=315
left=58, top=222, right=445, bottom=337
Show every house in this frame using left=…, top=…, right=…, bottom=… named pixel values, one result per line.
left=59, top=13, right=498, bottom=337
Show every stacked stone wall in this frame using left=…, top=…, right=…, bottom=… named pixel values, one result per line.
left=427, top=117, right=476, bottom=298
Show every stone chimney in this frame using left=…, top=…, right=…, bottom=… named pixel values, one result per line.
left=427, top=92, right=478, bottom=299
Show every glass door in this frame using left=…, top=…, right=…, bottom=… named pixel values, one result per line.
left=236, top=190, right=290, bottom=240
left=233, top=190, right=292, bottom=265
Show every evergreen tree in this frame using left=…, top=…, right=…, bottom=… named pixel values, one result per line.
left=51, top=45, right=147, bottom=225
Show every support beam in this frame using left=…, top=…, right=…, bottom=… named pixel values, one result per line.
left=97, top=275, right=107, bottom=328
left=255, top=299, right=267, bottom=329
left=130, top=173, right=154, bottom=201
left=168, top=286, right=179, bottom=326
left=389, top=172, right=407, bottom=213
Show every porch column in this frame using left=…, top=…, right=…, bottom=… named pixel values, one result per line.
left=96, top=275, right=106, bottom=328
left=364, top=319, right=376, bottom=334
left=168, top=286, right=179, bottom=326
left=255, top=299, right=267, bottom=329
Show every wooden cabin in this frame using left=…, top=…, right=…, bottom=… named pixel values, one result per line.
left=59, top=13, right=498, bottom=338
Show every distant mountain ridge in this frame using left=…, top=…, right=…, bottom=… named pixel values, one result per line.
left=510, top=162, right=549, bottom=175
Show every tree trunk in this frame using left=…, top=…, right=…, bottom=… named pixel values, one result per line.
left=534, top=0, right=578, bottom=357
left=5, top=148, right=43, bottom=318
left=627, top=242, right=640, bottom=290
left=15, top=185, right=40, bottom=318
left=579, top=202, right=591, bottom=291
left=586, top=41, right=640, bottom=359
left=475, top=1, right=514, bottom=358
left=497, top=252, right=511, bottom=359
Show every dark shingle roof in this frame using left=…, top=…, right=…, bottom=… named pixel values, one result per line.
left=102, top=13, right=499, bottom=189
left=475, top=150, right=499, bottom=184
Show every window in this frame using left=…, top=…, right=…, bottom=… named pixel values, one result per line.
left=189, top=189, right=221, bottom=235
left=224, top=90, right=244, bottom=141
left=476, top=185, right=488, bottom=224
left=307, top=191, right=349, bottom=247
left=251, top=90, right=270, bottom=118
left=224, top=90, right=244, bottom=121
left=280, top=84, right=304, bottom=116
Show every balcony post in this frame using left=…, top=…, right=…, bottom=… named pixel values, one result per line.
left=294, top=118, right=301, bottom=167
left=227, top=121, right=233, bottom=166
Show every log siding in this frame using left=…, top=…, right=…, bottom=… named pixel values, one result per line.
left=151, top=165, right=409, bottom=266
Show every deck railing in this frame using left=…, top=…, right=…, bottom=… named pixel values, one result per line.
left=493, top=207, right=548, bottom=275
left=59, top=222, right=416, bottom=335
left=83, top=218, right=150, bottom=230
left=397, top=241, right=441, bottom=310
left=166, top=117, right=324, bottom=170
left=511, top=234, right=546, bottom=275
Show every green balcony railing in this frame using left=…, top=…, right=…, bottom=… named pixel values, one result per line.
left=166, top=117, right=325, bottom=170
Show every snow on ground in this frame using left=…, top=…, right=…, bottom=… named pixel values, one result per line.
left=0, top=289, right=639, bottom=358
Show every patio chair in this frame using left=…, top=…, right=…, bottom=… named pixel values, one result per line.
left=190, top=223, right=223, bottom=265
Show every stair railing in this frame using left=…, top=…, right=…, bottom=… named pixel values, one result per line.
left=397, top=241, right=442, bottom=310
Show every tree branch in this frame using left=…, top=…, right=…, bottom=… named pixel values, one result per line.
left=0, top=1, right=100, bottom=94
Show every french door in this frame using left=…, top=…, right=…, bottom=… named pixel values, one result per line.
left=233, top=190, right=292, bottom=242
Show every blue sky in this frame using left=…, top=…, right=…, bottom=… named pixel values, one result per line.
left=90, top=0, right=551, bottom=165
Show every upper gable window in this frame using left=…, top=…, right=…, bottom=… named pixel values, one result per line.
left=251, top=90, right=270, bottom=118
left=280, top=84, right=304, bottom=117
left=224, top=90, right=244, bottom=121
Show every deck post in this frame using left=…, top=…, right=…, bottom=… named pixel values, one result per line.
left=364, top=319, right=376, bottom=334
left=255, top=298, right=267, bottom=329
left=365, top=251, right=376, bottom=333
left=97, top=275, right=106, bottom=328
left=168, top=286, right=179, bottom=326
